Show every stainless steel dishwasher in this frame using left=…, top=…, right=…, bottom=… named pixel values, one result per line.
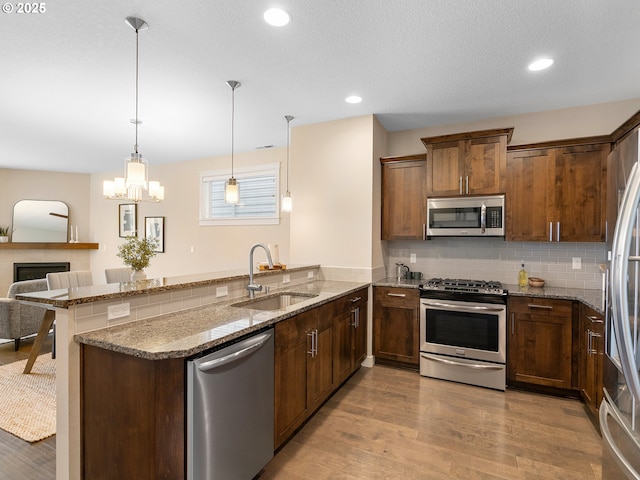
left=187, top=328, right=274, bottom=480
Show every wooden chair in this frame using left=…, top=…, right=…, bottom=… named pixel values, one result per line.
left=105, top=267, right=133, bottom=284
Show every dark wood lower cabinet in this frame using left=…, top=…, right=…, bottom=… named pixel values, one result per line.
left=579, top=304, right=605, bottom=416
left=274, top=287, right=369, bottom=449
left=373, top=286, right=419, bottom=368
left=81, top=345, right=185, bottom=480
left=507, top=296, right=578, bottom=392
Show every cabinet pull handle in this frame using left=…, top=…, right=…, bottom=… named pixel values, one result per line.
left=387, top=293, right=406, bottom=297
left=549, top=222, right=553, bottom=242
left=314, top=329, right=318, bottom=357
left=423, top=223, right=426, bottom=241
left=587, top=329, right=593, bottom=356
left=459, top=176, right=463, bottom=195
left=465, top=175, right=469, bottom=195
left=556, top=222, right=560, bottom=242
left=587, top=315, right=604, bottom=324
left=307, top=330, right=314, bottom=357
left=527, top=304, right=553, bottom=310
left=511, top=313, right=515, bottom=335
left=351, top=307, right=360, bottom=327
left=350, top=296, right=362, bottom=303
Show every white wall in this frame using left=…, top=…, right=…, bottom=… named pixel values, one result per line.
left=289, top=115, right=376, bottom=281
left=89, top=148, right=291, bottom=283
left=386, top=98, right=640, bottom=156
left=0, top=169, right=92, bottom=293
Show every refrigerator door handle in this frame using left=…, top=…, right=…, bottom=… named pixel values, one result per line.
left=610, top=161, right=640, bottom=402
left=600, top=398, right=640, bottom=480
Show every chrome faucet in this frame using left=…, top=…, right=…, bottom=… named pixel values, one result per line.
left=247, top=243, right=274, bottom=298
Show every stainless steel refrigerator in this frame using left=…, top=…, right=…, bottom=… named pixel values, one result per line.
left=602, top=127, right=640, bottom=479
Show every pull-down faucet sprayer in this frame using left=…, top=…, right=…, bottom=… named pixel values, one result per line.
left=247, top=243, right=274, bottom=298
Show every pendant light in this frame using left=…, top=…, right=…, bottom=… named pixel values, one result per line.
left=225, top=80, right=240, bottom=204
left=103, top=16, right=164, bottom=203
left=281, top=115, right=294, bottom=212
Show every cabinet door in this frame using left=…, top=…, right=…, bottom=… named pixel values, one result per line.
left=555, top=144, right=609, bottom=242
left=274, top=311, right=314, bottom=448
left=353, top=294, right=368, bottom=366
left=332, top=299, right=353, bottom=385
left=506, top=148, right=556, bottom=241
left=307, top=310, right=334, bottom=411
left=579, top=305, right=605, bottom=415
left=381, top=157, right=426, bottom=240
left=508, top=297, right=573, bottom=389
left=373, top=287, right=419, bottom=367
left=465, top=134, right=507, bottom=195
left=426, top=140, right=465, bottom=197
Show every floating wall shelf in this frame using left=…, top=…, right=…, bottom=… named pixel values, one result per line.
left=0, top=242, right=99, bottom=250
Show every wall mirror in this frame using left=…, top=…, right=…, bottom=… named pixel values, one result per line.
left=12, top=200, right=69, bottom=243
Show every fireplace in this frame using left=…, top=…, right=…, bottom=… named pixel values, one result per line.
left=14, top=262, right=71, bottom=282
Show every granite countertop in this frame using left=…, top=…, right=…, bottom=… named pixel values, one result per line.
left=15, top=264, right=319, bottom=308
left=372, top=277, right=605, bottom=314
left=74, top=280, right=369, bottom=360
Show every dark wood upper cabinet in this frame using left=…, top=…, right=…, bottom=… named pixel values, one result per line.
left=506, top=139, right=610, bottom=242
left=380, top=154, right=426, bottom=240
left=421, top=128, right=513, bottom=197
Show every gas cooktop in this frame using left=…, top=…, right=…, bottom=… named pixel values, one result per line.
left=420, top=278, right=505, bottom=295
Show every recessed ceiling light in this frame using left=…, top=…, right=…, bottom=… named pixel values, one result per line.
left=528, top=58, right=554, bottom=71
left=264, top=8, right=290, bottom=27
left=345, top=95, right=362, bottom=104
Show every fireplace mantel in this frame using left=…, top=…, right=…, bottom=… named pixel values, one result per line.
left=0, top=242, right=99, bottom=250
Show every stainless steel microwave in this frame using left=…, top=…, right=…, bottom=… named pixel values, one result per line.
left=426, top=194, right=505, bottom=237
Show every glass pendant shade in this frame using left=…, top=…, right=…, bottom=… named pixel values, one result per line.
left=281, top=192, right=292, bottom=212
left=225, top=178, right=239, bottom=204
left=125, top=155, right=147, bottom=187
left=102, top=17, right=164, bottom=203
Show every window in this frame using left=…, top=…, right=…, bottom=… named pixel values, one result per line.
left=200, top=163, right=280, bottom=225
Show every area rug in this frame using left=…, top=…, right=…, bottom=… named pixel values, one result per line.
left=0, top=356, right=55, bottom=442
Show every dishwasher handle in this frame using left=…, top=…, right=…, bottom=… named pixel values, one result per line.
left=197, top=331, right=273, bottom=372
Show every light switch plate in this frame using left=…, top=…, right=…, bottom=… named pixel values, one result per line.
left=572, top=257, right=582, bottom=269
left=283, top=274, right=290, bottom=284
left=108, top=303, right=130, bottom=320
left=307, top=271, right=314, bottom=279
left=410, top=253, right=416, bottom=263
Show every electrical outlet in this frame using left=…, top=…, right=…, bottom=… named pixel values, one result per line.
left=307, top=271, right=314, bottom=279
left=410, top=253, right=416, bottom=264
left=572, top=257, right=582, bottom=270
left=216, top=286, right=228, bottom=297
left=108, top=303, right=130, bottom=320
left=283, top=274, right=290, bottom=284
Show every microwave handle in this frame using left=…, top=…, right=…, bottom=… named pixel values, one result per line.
left=481, top=203, right=486, bottom=233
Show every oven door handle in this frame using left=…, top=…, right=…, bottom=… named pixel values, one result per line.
left=420, top=353, right=504, bottom=370
left=425, top=301, right=504, bottom=313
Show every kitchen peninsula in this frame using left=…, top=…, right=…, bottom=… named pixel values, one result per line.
left=16, top=265, right=370, bottom=480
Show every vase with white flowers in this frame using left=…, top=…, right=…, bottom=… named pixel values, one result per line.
left=116, top=235, right=158, bottom=280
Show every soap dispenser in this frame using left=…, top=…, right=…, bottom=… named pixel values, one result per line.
left=518, top=263, right=528, bottom=287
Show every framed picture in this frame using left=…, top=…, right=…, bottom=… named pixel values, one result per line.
left=145, top=216, right=165, bottom=253
left=119, top=204, right=137, bottom=237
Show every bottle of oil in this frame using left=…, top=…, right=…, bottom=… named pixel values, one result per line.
left=518, top=263, right=528, bottom=287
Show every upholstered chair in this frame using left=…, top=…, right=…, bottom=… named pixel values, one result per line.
left=46, top=270, right=94, bottom=290
left=105, top=267, right=134, bottom=284
left=0, top=279, right=49, bottom=350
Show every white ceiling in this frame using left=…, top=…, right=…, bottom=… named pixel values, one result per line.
left=2, top=0, right=639, bottom=174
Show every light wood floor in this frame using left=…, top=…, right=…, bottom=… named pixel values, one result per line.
left=260, top=365, right=603, bottom=480
left=0, top=335, right=56, bottom=480
left=0, top=338, right=603, bottom=480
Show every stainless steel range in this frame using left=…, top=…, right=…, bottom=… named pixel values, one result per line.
left=419, top=278, right=507, bottom=391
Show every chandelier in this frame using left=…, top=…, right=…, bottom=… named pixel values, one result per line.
left=103, top=16, right=164, bottom=203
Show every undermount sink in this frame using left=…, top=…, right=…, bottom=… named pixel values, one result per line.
left=232, top=292, right=318, bottom=311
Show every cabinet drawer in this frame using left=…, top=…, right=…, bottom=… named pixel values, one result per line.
left=374, top=287, right=418, bottom=308
left=508, top=296, right=573, bottom=317
left=275, top=309, right=316, bottom=347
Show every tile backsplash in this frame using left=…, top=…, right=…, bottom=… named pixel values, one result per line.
left=385, top=238, right=607, bottom=290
